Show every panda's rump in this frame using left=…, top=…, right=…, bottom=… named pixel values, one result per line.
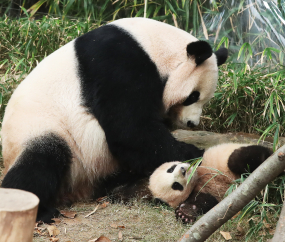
left=1, top=39, right=118, bottom=193
left=2, top=98, right=117, bottom=191
left=202, top=143, right=248, bottom=177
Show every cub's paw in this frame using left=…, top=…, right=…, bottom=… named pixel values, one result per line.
left=175, top=203, right=199, bottom=224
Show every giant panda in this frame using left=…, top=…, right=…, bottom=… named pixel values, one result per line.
left=1, top=17, right=228, bottom=223
left=175, top=143, right=273, bottom=223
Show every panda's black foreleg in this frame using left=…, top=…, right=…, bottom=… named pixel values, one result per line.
left=1, top=133, right=72, bottom=223
left=175, top=192, right=218, bottom=224
left=95, top=170, right=149, bottom=203
left=228, top=145, right=272, bottom=175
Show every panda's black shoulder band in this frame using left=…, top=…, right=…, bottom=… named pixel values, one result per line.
left=186, top=40, right=212, bottom=65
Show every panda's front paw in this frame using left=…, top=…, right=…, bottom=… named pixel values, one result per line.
left=37, top=206, right=60, bottom=223
left=175, top=203, right=199, bottom=224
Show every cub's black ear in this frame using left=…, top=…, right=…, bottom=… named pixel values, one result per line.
left=187, top=40, right=212, bottom=65
left=215, top=48, right=228, bottom=66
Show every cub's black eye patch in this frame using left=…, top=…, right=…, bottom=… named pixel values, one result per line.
left=167, top=165, right=177, bottom=173
left=172, top=182, right=184, bottom=191
left=183, top=91, right=200, bottom=106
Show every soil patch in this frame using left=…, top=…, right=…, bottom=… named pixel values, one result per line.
left=33, top=201, right=191, bottom=242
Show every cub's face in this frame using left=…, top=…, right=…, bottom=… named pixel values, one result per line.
left=149, top=161, right=198, bottom=208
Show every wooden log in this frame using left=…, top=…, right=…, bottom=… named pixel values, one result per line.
left=172, top=129, right=280, bottom=149
left=0, top=188, right=39, bottom=242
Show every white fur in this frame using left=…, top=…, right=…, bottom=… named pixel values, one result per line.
left=149, top=161, right=198, bottom=207
left=194, top=143, right=250, bottom=201
left=202, top=143, right=248, bottom=176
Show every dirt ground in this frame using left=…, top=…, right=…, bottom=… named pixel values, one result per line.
left=33, top=201, right=191, bottom=242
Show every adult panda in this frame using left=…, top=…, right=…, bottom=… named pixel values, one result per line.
left=1, top=18, right=228, bottom=222
left=175, top=143, right=273, bottom=223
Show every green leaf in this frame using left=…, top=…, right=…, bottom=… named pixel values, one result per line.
left=273, top=123, right=280, bottom=151
left=217, top=36, right=229, bottom=49
left=226, top=113, right=237, bottom=127
left=29, top=0, right=47, bottom=17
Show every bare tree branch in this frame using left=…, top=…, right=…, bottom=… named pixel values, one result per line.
left=272, top=191, right=285, bottom=242
left=178, top=145, right=285, bottom=242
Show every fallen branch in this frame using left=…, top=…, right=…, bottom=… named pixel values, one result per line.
left=272, top=180, right=285, bottom=241
left=178, top=146, right=285, bottom=242
left=272, top=197, right=285, bottom=242
left=84, top=202, right=109, bottom=218
left=84, top=204, right=100, bottom=218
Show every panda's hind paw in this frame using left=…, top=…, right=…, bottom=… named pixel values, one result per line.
left=175, top=203, right=198, bottom=224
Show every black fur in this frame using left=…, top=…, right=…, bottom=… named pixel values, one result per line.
left=75, top=24, right=204, bottom=175
left=1, top=133, right=72, bottom=223
left=153, top=198, right=169, bottom=206
left=214, top=48, right=228, bottom=66
left=183, top=91, right=200, bottom=106
left=104, top=176, right=151, bottom=203
left=186, top=41, right=213, bottom=65
left=175, top=192, right=218, bottom=223
left=167, top=164, right=177, bottom=173
left=172, top=182, right=184, bottom=191
left=96, top=170, right=148, bottom=199
left=228, top=145, right=272, bottom=175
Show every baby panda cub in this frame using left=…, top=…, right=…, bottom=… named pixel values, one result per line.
left=175, top=143, right=273, bottom=223
left=108, top=162, right=198, bottom=209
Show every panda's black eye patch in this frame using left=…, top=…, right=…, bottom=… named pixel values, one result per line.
left=183, top=91, right=200, bottom=106
left=167, top=165, right=177, bottom=173
left=172, top=182, right=184, bottom=191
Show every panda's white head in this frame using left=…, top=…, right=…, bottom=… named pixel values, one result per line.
left=111, top=18, right=228, bottom=129
left=148, top=161, right=198, bottom=208
left=164, top=43, right=228, bottom=129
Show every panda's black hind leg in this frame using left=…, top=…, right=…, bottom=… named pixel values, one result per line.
left=228, top=145, right=272, bottom=175
left=1, top=133, right=72, bottom=223
left=175, top=192, right=218, bottom=224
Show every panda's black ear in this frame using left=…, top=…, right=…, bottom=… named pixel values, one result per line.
left=187, top=40, right=213, bottom=65
left=215, top=48, right=228, bottom=66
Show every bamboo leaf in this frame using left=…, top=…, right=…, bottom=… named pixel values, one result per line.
left=28, top=0, right=47, bottom=17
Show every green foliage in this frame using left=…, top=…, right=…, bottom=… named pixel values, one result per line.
left=197, top=0, right=285, bottom=66
left=202, top=63, right=285, bottom=149
left=186, top=157, right=202, bottom=184
left=0, top=15, right=99, bottom=123
left=226, top=174, right=285, bottom=241
left=2, top=0, right=210, bottom=32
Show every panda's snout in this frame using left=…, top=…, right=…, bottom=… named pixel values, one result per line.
left=181, top=167, right=186, bottom=177
left=187, top=121, right=196, bottom=128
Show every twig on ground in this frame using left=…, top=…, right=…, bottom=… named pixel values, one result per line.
left=84, top=204, right=100, bottom=218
